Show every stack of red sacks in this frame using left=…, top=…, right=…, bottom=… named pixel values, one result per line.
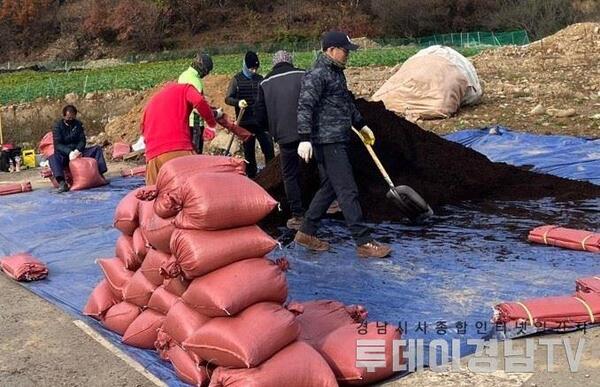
left=493, top=273, right=600, bottom=331
left=0, top=252, right=48, bottom=281
left=528, top=225, right=600, bottom=252
left=493, top=293, right=600, bottom=330
left=84, top=155, right=402, bottom=386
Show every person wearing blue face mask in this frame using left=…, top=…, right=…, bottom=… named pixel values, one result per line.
left=225, top=51, right=274, bottom=178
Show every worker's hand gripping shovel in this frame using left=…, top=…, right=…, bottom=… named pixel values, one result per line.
left=352, top=127, right=433, bottom=223
left=225, top=107, right=246, bottom=156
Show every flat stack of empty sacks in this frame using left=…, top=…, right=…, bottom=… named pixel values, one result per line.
left=83, top=155, right=401, bottom=386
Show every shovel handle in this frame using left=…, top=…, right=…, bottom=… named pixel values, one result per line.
left=351, top=127, right=395, bottom=189
left=225, top=107, right=246, bottom=155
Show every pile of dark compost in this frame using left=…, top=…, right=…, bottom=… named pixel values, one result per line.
left=256, top=100, right=600, bottom=224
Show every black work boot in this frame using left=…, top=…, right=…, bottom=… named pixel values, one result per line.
left=57, top=180, right=70, bottom=193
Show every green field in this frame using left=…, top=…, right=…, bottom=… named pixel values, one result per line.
left=0, top=47, right=482, bottom=105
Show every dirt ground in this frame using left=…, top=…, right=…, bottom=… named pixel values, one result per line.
left=0, top=274, right=151, bottom=386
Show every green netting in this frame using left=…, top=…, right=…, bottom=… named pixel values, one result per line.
left=418, top=30, right=530, bottom=47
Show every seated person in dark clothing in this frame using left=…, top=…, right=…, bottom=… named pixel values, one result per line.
left=49, top=104, right=108, bottom=192
left=0, top=142, right=21, bottom=172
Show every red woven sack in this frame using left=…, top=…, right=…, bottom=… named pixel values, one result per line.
left=290, top=300, right=367, bottom=345
left=115, top=234, right=143, bottom=271
left=162, top=300, right=211, bottom=345
left=168, top=226, right=277, bottom=279
left=69, top=157, right=107, bottom=191
left=166, top=344, right=210, bottom=387
left=143, top=215, right=175, bottom=253
left=97, top=258, right=134, bottom=299
left=39, top=131, right=54, bottom=158
left=174, top=173, right=278, bottom=230
left=148, top=285, right=179, bottom=314
left=122, top=309, right=165, bottom=349
left=83, top=279, right=120, bottom=320
left=493, top=293, right=600, bottom=329
left=123, top=270, right=157, bottom=307
left=209, top=341, right=338, bottom=387
left=0, top=253, right=48, bottom=281
left=103, top=302, right=141, bottom=335
left=163, top=275, right=190, bottom=297
left=140, top=249, right=170, bottom=286
left=183, top=302, right=299, bottom=368
left=132, top=228, right=148, bottom=261
left=182, top=258, right=288, bottom=317
left=318, top=322, right=402, bottom=385
left=112, top=142, right=131, bottom=160
left=528, top=225, right=600, bottom=252
left=0, top=181, right=33, bottom=196
left=153, top=155, right=246, bottom=218
left=113, top=188, right=141, bottom=236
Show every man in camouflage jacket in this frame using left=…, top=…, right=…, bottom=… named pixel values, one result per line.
left=293, top=31, right=392, bottom=259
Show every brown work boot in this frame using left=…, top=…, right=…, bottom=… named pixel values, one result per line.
left=286, top=216, right=303, bottom=231
left=326, top=200, right=342, bottom=214
left=294, top=231, right=329, bottom=252
left=357, top=241, right=392, bottom=258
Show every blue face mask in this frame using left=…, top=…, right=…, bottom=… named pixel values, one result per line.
left=242, top=59, right=254, bottom=79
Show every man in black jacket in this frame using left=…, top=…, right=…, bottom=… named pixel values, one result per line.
left=49, top=105, right=107, bottom=192
left=293, top=31, right=392, bottom=258
left=255, top=50, right=306, bottom=230
left=225, top=51, right=274, bottom=178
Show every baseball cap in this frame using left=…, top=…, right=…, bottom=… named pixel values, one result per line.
left=321, top=31, right=359, bottom=51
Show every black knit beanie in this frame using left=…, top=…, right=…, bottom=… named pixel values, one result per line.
left=244, top=51, right=260, bottom=69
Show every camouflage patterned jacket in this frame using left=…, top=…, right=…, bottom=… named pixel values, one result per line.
left=297, top=53, right=366, bottom=144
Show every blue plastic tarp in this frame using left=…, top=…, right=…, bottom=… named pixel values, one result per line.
left=0, top=164, right=598, bottom=382
left=444, top=126, right=600, bottom=185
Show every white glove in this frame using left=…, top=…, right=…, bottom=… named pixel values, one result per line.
left=213, top=107, right=224, bottom=119
left=238, top=99, right=248, bottom=109
left=69, top=149, right=81, bottom=161
left=297, top=141, right=313, bottom=163
left=359, top=125, right=375, bottom=146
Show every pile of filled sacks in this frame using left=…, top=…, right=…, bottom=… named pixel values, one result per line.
left=84, top=155, right=401, bottom=386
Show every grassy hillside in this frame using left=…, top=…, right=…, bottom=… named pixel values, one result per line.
left=0, top=46, right=481, bottom=104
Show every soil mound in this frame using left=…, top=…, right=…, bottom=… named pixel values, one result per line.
left=419, top=23, right=600, bottom=138
left=256, top=100, right=600, bottom=223
left=474, top=22, right=600, bottom=63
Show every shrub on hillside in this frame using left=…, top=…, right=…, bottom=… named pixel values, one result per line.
left=83, top=0, right=166, bottom=51
left=0, top=0, right=59, bottom=59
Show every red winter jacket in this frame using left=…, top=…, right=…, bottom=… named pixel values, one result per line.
left=141, top=83, right=217, bottom=161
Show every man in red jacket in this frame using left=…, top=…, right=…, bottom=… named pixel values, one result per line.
left=141, top=82, right=220, bottom=184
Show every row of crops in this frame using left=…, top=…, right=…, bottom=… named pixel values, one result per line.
left=0, top=47, right=482, bottom=105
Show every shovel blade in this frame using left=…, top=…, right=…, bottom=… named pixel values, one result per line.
left=386, top=185, right=433, bottom=222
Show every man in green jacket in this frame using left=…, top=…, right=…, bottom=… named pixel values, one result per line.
left=178, top=52, right=215, bottom=154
